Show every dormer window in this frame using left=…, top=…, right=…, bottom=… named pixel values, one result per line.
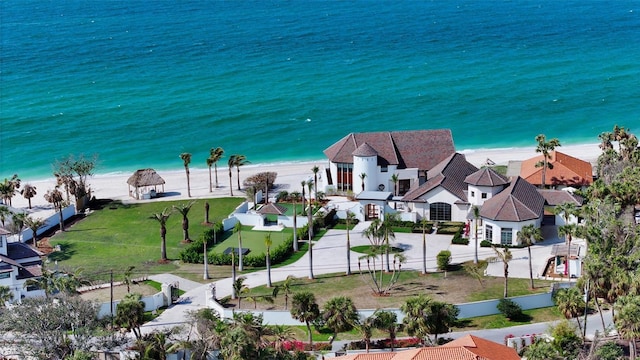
left=481, top=193, right=488, bottom=199
left=381, top=165, right=388, bottom=173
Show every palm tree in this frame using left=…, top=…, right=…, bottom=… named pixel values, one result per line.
left=273, top=275, right=296, bottom=310
left=420, top=218, right=429, bottom=275
left=401, top=294, right=432, bottom=345
left=173, top=200, right=196, bottom=242
left=44, top=187, right=64, bottom=231
left=345, top=210, right=356, bottom=275
left=179, top=152, right=192, bottom=197
left=233, top=277, right=249, bottom=308
left=123, top=266, right=136, bottom=293
left=20, top=184, right=37, bottom=209
left=381, top=214, right=397, bottom=272
left=24, top=216, right=46, bottom=248
left=270, top=324, right=295, bottom=356
left=472, top=205, right=480, bottom=264
left=230, top=154, right=250, bottom=190
left=555, top=201, right=578, bottom=277
left=116, top=293, right=145, bottom=339
left=322, top=296, right=358, bottom=344
left=290, top=291, right=320, bottom=347
left=492, top=246, right=513, bottom=298
left=0, top=285, right=13, bottom=307
left=390, top=173, right=399, bottom=196
left=424, top=300, right=460, bottom=344
left=372, top=310, right=398, bottom=351
left=231, top=248, right=237, bottom=299
left=356, top=314, right=376, bottom=353
left=359, top=173, right=367, bottom=191
left=312, top=165, right=320, bottom=201
left=534, top=134, right=561, bottom=188
left=554, top=287, right=586, bottom=335
left=150, top=208, right=173, bottom=261
left=614, top=294, right=640, bottom=360
left=264, top=232, right=273, bottom=287
left=227, top=155, right=236, bottom=196
left=307, top=180, right=315, bottom=280
left=0, top=206, right=12, bottom=228
left=207, top=147, right=224, bottom=191
left=24, top=263, right=57, bottom=298
left=10, top=211, right=26, bottom=241
left=290, top=191, right=300, bottom=252
left=234, top=222, right=244, bottom=271
left=0, top=174, right=20, bottom=206
left=517, top=224, right=543, bottom=289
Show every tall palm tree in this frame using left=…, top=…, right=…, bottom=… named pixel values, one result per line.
left=381, top=214, right=397, bottom=272
left=10, top=211, right=26, bottom=241
left=345, top=210, right=356, bottom=275
left=207, top=147, right=224, bottom=191
left=307, top=180, right=315, bottom=280
left=20, top=184, right=37, bottom=209
left=472, top=205, right=480, bottom=264
left=44, top=187, right=65, bottom=231
left=290, top=291, right=320, bottom=348
left=517, top=224, right=543, bottom=289
left=179, top=152, right=192, bottom=197
left=24, top=216, right=46, bottom=248
left=290, top=191, right=300, bottom=252
left=420, top=218, right=430, bottom=275
left=234, top=221, right=244, bottom=271
left=173, top=201, right=196, bottom=242
left=554, top=287, right=586, bottom=335
left=231, top=154, right=250, bottom=191
left=534, top=134, right=561, bottom=188
left=311, top=165, right=320, bottom=201
left=264, top=232, right=273, bottom=287
left=227, top=155, right=236, bottom=196
left=359, top=173, right=367, bottom=191
left=491, top=246, right=513, bottom=298
left=322, top=296, right=359, bottom=344
left=0, top=206, right=12, bottom=228
left=555, top=201, right=578, bottom=277
left=150, top=208, right=173, bottom=262
left=0, top=174, right=20, bottom=206
left=401, top=294, right=432, bottom=345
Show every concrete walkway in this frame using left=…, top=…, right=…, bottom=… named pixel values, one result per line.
left=141, top=223, right=571, bottom=336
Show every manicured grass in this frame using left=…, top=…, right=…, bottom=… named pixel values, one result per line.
left=351, top=245, right=405, bottom=255
left=212, top=225, right=294, bottom=255
left=49, top=198, right=242, bottom=279
left=457, top=306, right=562, bottom=330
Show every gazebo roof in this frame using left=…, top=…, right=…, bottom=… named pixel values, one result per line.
left=127, top=169, right=166, bottom=187
left=257, top=203, right=288, bottom=215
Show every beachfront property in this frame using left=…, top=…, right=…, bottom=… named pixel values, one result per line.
left=0, top=227, right=45, bottom=303
left=507, top=150, right=594, bottom=189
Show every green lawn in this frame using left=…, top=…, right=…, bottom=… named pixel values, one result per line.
left=212, top=225, right=295, bottom=255
left=49, top=198, right=242, bottom=278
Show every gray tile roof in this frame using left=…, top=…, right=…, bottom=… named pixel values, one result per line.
left=465, top=167, right=509, bottom=187
left=7, top=242, right=43, bottom=260
left=324, top=130, right=455, bottom=170
left=480, top=176, right=545, bottom=222
left=538, top=189, right=583, bottom=206
left=402, top=153, right=478, bottom=202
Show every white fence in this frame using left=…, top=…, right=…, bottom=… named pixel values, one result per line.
left=208, top=291, right=555, bottom=325
left=96, top=284, right=171, bottom=319
left=20, top=205, right=76, bottom=243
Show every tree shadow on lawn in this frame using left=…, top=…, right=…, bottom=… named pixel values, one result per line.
left=47, top=242, right=76, bottom=262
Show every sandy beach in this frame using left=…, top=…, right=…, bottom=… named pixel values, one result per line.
left=6, top=143, right=602, bottom=219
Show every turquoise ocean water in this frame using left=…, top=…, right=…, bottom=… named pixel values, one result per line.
left=1, top=1, right=639, bottom=179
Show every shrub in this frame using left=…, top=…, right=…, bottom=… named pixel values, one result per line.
left=595, top=341, right=624, bottom=360
left=412, top=222, right=433, bottom=233
left=480, top=240, right=493, bottom=247
left=437, top=250, right=452, bottom=272
left=451, top=227, right=469, bottom=245
left=437, top=226, right=463, bottom=235
left=497, top=298, right=523, bottom=320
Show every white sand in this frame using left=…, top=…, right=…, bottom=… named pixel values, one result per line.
left=7, top=143, right=602, bottom=219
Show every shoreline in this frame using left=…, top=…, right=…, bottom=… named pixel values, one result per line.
left=5, top=143, right=602, bottom=219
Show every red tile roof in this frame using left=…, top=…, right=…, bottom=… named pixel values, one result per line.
left=337, top=335, right=520, bottom=360
left=520, top=151, right=593, bottom=187
left=324, top=130, right=455, bottom=171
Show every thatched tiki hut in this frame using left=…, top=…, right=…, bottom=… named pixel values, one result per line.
left=127, top=169, right=165, bottom=199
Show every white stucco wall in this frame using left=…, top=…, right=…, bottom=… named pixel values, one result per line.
left=353, top=155, right=377, bottom=192
left=467, top=184, right=504, bottom=207
left=483, top=218, right=541, bottom=245
left=412, top=187, right=469, bottom=222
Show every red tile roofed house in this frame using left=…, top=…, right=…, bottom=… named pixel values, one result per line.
left=520, top=150, right=593, bottom=189
left=480, top=176, right=545, bottom=246
left=0, top=227, right=45, bottom=303
left=337, top=335, right=520, bottom=360
left=401, top=153, right=478, bottom=222
left=323, top=130, right=455, bottom=196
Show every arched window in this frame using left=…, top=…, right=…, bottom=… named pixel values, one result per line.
left=430, top=202, right=451, bottom=221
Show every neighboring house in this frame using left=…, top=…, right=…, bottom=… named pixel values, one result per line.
left=518, top=150, right=593, bottom=189
left=401, top=153, right=479, bottom=222
left=323, top=130, right=455, bottom=196
left=539, top=189, right=583, bottom=226
left=0, top=227, right=45, bottom=302
left=338, top=334, right=520, bottom=360
left=480, top=176, right=545, bottom=246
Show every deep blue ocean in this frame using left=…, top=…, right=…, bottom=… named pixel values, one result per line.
left=1, top=1, right=639, bottom=179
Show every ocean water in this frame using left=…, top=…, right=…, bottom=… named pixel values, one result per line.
left=1, top=0, right=639, bottom=179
